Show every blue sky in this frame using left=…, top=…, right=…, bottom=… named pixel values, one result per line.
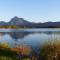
left=0, top=0, right=60, bottom=22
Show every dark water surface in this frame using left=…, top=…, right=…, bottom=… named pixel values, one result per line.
left=0, top=28, right=60, bottom=48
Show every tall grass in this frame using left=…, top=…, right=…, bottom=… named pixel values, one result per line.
left=39, top=40, right=60, bottom=60
left=0, top=43, right=32, bottom=60
left=1, top=40, right=60, bottom=60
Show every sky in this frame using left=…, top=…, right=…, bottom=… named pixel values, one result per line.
left=0, top=0, right=60, bottom=22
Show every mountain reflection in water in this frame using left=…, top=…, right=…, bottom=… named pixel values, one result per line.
left=0, top=32, right=37, bottom=48
left=0, top=31, right=60, bottom=48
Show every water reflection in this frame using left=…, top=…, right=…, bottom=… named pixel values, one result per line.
left=9, top=32, right=33, bottom=39
left=0, top=29, right=60, bottom=60
left=0, top=31, right=60, bottom=48
left=0, top=32, right=34, bottom=39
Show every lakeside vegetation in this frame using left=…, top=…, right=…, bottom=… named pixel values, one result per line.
left=0, top=26, right=33, bottom=29
left=0, top=26, right=60, bottom=29
left=0, top=26, right=16, bottom=29
left=39, top=40, right=60, bottom=60
left=0, top=43, right=37, bottom=60
left=0, top=40, right=60, bottom=60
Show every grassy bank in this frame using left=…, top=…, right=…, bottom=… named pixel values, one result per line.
left=0, top=43, right=32, bottom=60
left=39, top=40, right=60, bottom=60
left=0, top=41, right=60, bottom=60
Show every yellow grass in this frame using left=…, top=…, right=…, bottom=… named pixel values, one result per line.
left=40, top=40, right=60, bottom=60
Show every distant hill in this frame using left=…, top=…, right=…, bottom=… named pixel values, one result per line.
left=35, top=22, right=60, bottom=28
left=0, top=16, right=60, bottom=28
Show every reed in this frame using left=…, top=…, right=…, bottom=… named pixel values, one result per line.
left=39, top=40, right=60, bottom=60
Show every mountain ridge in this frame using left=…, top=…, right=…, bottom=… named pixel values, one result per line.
left=0, top=16, right=60, bottom=28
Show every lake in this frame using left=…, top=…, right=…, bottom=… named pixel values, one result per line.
left=0, top=28, right=60, bottom=49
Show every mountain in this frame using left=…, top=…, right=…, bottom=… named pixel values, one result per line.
left=8, top=16, right=33, bottom=27
left=36, top=22, right=60, bottom=28
left=0, top=16, right=60, bottom=28
left=0, top=21, right=7, bottom=26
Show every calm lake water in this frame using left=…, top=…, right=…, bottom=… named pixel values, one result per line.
left=0, top=28, right=60, bottom=49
